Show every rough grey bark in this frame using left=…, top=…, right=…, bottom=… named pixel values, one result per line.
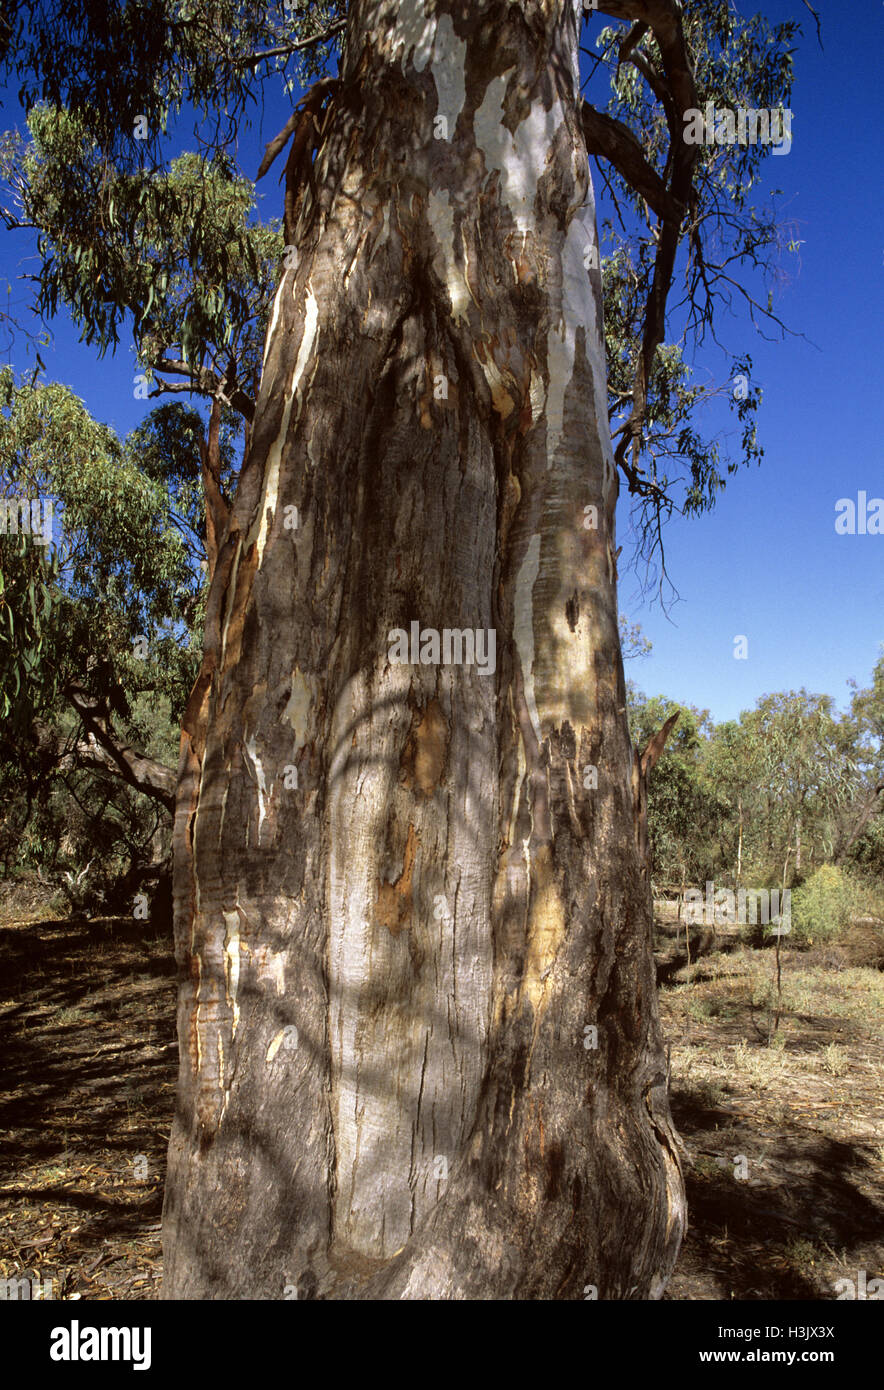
left=162, top=0, right=686, bottom=1300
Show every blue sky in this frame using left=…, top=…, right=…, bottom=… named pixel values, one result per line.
left=616, top=0, right=884, bottom=720
left=0, top=0, right=881, bottom=724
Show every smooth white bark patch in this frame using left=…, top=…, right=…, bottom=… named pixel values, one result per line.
left=327, top=672, right=385, bottom=1242
left=544, top=196, right=605, bottom=467
left=388, top=0, right=436, bottom=73
left=514, top=534, right=542, bottom=744
left=546, top=226, right=580, bottom=462
left=249, top=284, right=320, bottom=568
left=327, top=667, right=494, bottom=1257
left=427, top=191, right=462, bottom=321
left=473, top=74, right=557, bottom=235
left=283, top=667, right=313, bottom=752
left=472, top=71, right=615, bottom=481
left=244, top=733, right=269, bottom=842
left=568, top=193, right=616, bottom=483
left=428, top=191, right=481, bottom=328
left=427, top=14, right=467, bottom=130
left=262, top=279, right=286, bottom=368
left=223, top=909, right=240, bottom=1039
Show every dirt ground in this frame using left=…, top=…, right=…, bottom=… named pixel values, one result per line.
left=0, top=901, right=881, bottom=1300
left=657, top=910, right=884, bottom=1299
left=0, top=909, right=174, bottom=1299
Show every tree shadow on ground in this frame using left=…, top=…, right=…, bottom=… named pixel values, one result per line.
left=3, top=908, right=881, bottom=1301
left=667, top=1086, right=884, bottom=1300
left=0, top=912, right=175, bottom=1298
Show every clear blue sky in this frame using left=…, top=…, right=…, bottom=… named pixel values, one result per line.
left=0, top=1, right=881, bottom=724
left=616, top=0, right=884, bottom=720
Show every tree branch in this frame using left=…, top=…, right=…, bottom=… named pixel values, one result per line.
left=256, top=111, right=301, bottom=181
left=235, top=19, right=346, bottom=69
left=151, top=357, right=255, bottom=422
left=256, top=76, right=338, bottom=182
left=580, top=103, right=684, bottom=223
left=835, top=780, right=884, bottom=865
left=44, top=685, right=178, bottom=813
left=589, top=1, right=700, bottom=489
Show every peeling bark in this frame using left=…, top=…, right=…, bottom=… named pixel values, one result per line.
left=163, top=0, right=686, bottom=1300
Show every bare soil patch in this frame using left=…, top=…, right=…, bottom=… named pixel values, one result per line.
left=0, top=905, right=881, bottom=1300
left=0, top=910, right=175, bottom=1299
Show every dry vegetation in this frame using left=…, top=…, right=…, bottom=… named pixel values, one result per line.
left=0, top=887, right=881, bottom=1300
left=656, top=907, right=884, bottom=1298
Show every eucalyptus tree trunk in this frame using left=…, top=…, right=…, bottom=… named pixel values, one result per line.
left=162, top=0, right=686, bottom=1300
left=736, top=792, right=743, bottom=886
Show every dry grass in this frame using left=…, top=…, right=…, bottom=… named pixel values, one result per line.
left=656, top=921, right=884, bottom=1300
left=1, top=901, right=881, bottom=1302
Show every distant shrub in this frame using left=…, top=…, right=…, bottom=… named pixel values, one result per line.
left=790, top=866, right=863, bottom=947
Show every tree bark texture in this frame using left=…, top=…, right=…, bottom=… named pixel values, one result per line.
left=162, top=0, right=686, bottom=1300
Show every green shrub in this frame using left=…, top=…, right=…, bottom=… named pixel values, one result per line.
left=789, top=866, right=862, bottom=947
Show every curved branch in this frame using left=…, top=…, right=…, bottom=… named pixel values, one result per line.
left=580, top=103, right=684, bottom=223
left=589, top=1, right=700, bottom=487
left=48, top=684, right=177, bottom=813
left=235, top=19, right=346, bottom=70
left=152, top=357, right=255, bottom=422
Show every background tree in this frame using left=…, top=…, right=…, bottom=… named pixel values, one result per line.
left=703, top=715, right=763, bottom=887
left=742, top=690, right=858, bottom=886
left=0, top=374, right=234, bottom=909
left=838, top=650, right=884, bottom=870
left=629, top=691, right=723, bottom=891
